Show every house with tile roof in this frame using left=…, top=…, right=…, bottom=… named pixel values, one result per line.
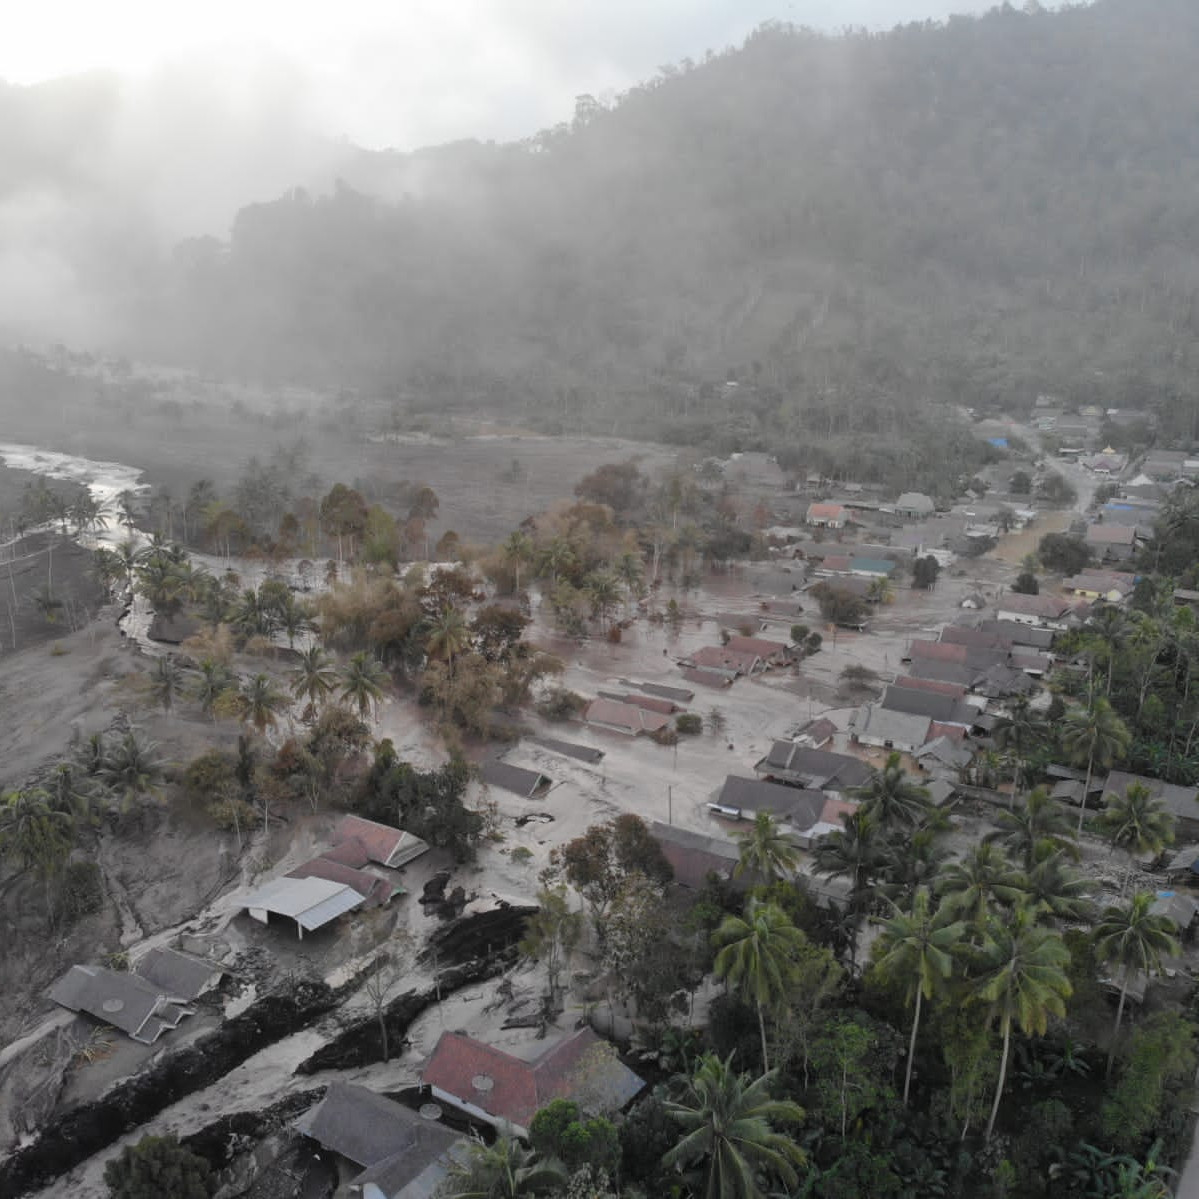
left=806, top=502, right=847, bottom=529
left=851, top=705, right=933, bottom=753
left=48, top=965, right=193, bottom=1043
left=753, top=743, right=874, bottom=793
left=334, top=815, right=431, bottom=870
left=649, top=822, right=742, bottom=890
left=584, top=697, right=672, bottom=735
left=422, top=1028, right=645, bottom=1137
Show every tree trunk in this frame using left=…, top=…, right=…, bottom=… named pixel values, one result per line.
left=1120, top=858, right=1133, bottom=899
left=757, top=1002, right=770, bottom=1074
left=903, top=988, right=922, bottom=1106
left=1076, top=754, right=1093, bottom=836
left=985, top=1019, right=1012, bottom=1142
left=1107, top=978, right=1129, bottom=1078
left=379, top=1012, right=390, bottom=1063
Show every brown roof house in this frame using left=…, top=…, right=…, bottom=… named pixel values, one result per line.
left=649, top=821, right=742, bottom=889
left=334, top=815, right=431, bottom=870
left=584, top=697, right=671, bottom=736
left=422, top=1028, right=645, bottom=1138
left=806, top=502, right=847, bottom=529
left=994, top=593, right=1076, bottom=630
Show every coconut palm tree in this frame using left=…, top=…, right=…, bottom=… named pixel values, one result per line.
left=339, top=651, right=388, bottom=721
left=813, top=810, right=886, bottom=969
left=1094, top=893, right=1180, bottom=1076
left=192, top=659, right=235, bottom=721
left=97, top=731, right=163, bottom=807
left=44, top=762, right=104, bottom=826
left=937, top=843, right=1025, bottom=930
left=237, top=674, right=287, bottom=734
left=877, top=827, right=949, bottom=909
left=734, top=811, right=801, bottom=883
left=0, top=787, right=75, bottom=881
left=290, top=645, right=337, bottom=712
left=614, top=550, right=645, bottom=614
left=712, top=899, right=806, bottom=1071
left=1018, top=843, right=1093, bottom=925
left=663, top=1053, right=806, bottom=1199
left=875, top=888, right=967, bottom=1105
left=500, top=531, right=534, bottom=594
left=150, top=656, right=184, bottom=716
left=971, top=906, right=1072, bottom=1141
left=276, top=593, right=312, bottom=649
left=851, top=752, right=932, bottom=831
left=1061, top=698, right=1131, bottom=835
left=440, top=1135, right=566, bottom=1199
left=991, top=696, right=1046, bottom=804
left=425, top=606, right=470, bottom=675
left=1096, top=783, right=1176, bottom=897
left=985, top=786, right=1077, bottom=868
left=1088, top=605, right=1132, bottom=695
left=233, top=588, right=279, bottom=640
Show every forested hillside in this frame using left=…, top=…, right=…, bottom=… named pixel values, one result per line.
left=102, top=1, right=1199, bottom=445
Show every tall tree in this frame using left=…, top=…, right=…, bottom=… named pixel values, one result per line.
left=425, top=606, right=470, bottom=676
left=662, top=1053, right=806, bottom=1199
left=0, top=787, right=74, bottom=885
left=937, top=842, right=1024, bottom=930
left=339, top=651, right=388, bottom=720
left=991, top=696, right=1046, bottom=804
left=971, top=907, right=1072, bottom=1141
left=850, top=751, right=932, bottom=830
left=734, top=811, right=800, bottom=884
left=237, top=673, right=287, bottom=734
left=1060, top=698, right=1131, bottom=835
left=812, top=810, right=885, bottom=969
left=712, top=899, right=806, bottom=1071
left=985, top=785, right=1077, bottom=868
left=1093, top=893, right=1180, bottom=1077
left=1096, top=783, right=1176, bottom=897
left=874, top=888, right=966, bottom=1106
left=289, top=645, right=338, bottom=713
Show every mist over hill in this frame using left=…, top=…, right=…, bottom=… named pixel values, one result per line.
left=10, top=0, right=1199, bottom=452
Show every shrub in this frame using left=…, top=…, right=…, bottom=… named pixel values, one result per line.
left=58, top=860, right=104, bottom=924
left=104, top=1133, right=214, bottom=1199
left=537, top=687, right=587, bottom=722
left=675, top=713, right=703, bottom=735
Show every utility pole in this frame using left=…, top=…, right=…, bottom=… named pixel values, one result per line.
left=668, top=785, right=673, bottom=826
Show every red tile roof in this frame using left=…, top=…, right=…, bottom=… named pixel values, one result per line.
left=585, top=698, right=671, bottom=734
left=422, top=1028, right=645, bottom=1129
left=690, top=645, right=761, bottom=673
left=333, top=815, right=427, bottom=869
left=928, top=722, right=968, bottom=743
left=616, top=693, right=679, bottom=715
left=725, top=635, right=789, bottom=659
left=893, top=676, right=968, bottom=699
left=320, top=837, right=372, bottom=869
left=807, top=503, right=845, bottom=520
left=909, top=640, right=969, bottom=664
left=287, top=858, right=396, bottom=907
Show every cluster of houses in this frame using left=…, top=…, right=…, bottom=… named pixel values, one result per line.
left=47, top=815, right=433, bottom=1041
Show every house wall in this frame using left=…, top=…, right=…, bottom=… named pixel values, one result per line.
left=856, top=732, right=923, bottom=753
left=428, top=1085, right=528, bottom=1139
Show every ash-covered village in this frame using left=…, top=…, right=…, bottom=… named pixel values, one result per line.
left=5, top=359, right=1199, bottom=1199
left=9, top=5, right=1199, bottom=1196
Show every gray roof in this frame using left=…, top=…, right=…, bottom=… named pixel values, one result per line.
left=715, top=776, right=826, bottom=829
left=756, top=743, right=873, bottom=791
left=895, top=492, right=935, bottom=513
left=295, top=1083, right=460, bottom=1174
left=916, top=736, right=973, bottom=770
left=907, top=660, right=979, bottom=688
left=134, top=948, right=222, bottom=1001
left=853, top=705, right=933, bottom=750
left=48, top=965, right=189, bottom=1041
left=480, top=759, right=553, bottom=798
left=242, top=876, right=365, bottom=931
left=1104, top=771, right=1199, bottom=825
left=980, top=620, right=1056, bottom=650
left=637, top=681, right=696, bottom=702
left=530, top=737, right=605, bottom=764
left=881, top=685, right=974, bottom=725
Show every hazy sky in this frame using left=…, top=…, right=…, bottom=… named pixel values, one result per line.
left=6, top=1, right=1000, bottom=150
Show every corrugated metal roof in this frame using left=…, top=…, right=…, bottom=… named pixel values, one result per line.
left=243, top=875, right=365, bottom=929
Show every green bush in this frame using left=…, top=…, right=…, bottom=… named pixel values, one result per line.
left=104, top=1134, right=214, bottom=1198
left=58, top=860, right=104, bottom=925
left=675, top=713, right=703, bottom=735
